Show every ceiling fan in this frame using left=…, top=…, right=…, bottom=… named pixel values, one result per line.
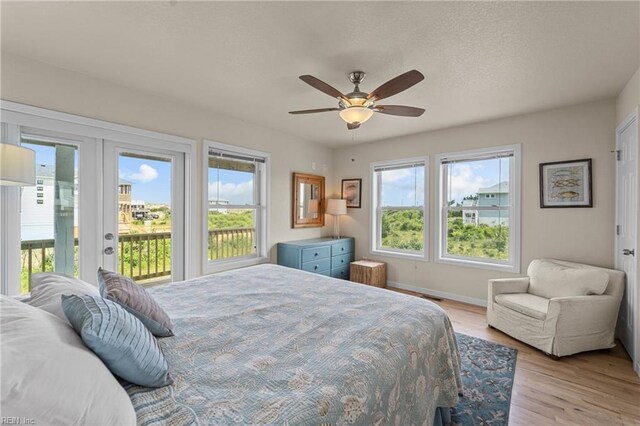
left=289, top=70, right=425, bottom=130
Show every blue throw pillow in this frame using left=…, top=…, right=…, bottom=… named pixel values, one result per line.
left=62, top=294, right=173, bottom=388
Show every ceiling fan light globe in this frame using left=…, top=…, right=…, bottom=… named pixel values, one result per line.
left=339, top=106, right=373, bottom=125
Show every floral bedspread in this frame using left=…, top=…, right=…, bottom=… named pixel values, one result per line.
left=126, top=264, right=462, bottom=425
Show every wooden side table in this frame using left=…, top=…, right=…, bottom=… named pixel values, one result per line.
left=350, top=260, right=387, bottom=288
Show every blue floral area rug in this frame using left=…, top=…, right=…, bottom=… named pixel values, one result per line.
left=452, top=332, right=517, bottom=426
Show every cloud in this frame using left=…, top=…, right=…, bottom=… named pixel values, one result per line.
left=208, top=180, right=254, bottom=205
left=120, top=164, right=159, bottom=183
left=447, top=164, right=489, bottom=203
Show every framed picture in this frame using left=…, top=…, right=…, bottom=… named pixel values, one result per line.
left=539, top=159, right=592, bottom=208
left=341, top=178, right=362, bottom=208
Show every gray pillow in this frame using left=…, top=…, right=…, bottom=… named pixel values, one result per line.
left=62, top=294, right=173, bottom=388
left=97, top=268, right=174, bottom=337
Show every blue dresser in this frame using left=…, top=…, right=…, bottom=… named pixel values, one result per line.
left=277, top=237, right=355, bottom=280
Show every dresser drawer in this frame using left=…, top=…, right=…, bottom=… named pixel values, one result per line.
left=302, top=258, right=331, bottom=273
left=331, top=265, right=350, bottom=279
left=331, top=240, right=353, bottom=256
left=332, top=253, right=352, bottom=269
left=301, top=246, right=331, bottom=263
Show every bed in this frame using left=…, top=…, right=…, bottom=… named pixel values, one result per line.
left=125, top=264, right=462, bottom=425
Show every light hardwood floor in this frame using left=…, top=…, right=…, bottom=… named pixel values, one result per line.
left=393, top=290, right=640, bottom=425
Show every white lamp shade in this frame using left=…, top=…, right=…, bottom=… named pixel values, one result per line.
left=0, top=143, right=36, bottom=186
left=326, top=199, right=347, bottom=215
left=339, top=107, right=374, bottom=124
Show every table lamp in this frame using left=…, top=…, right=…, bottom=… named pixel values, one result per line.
left=326, top=199, right=347, bottom=238
left=0, top=143, right=36, bottom=186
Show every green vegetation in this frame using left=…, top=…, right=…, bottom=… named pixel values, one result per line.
left=208, top=210, right=256, bottom=260
left=381, top=209, right=424, bottom=251
left=379, top=209, right=509, bottom=260
left=208, top=209, right=253, bottom=229
left=446, top=216, right=509, bottom=260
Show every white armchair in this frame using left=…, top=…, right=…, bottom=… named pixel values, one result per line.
left=487, top=259, right=625, bottom=357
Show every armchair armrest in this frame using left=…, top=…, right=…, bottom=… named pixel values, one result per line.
left=488, top=277, right=530, bottom=302
left=547, top=295, right=620, bottom=335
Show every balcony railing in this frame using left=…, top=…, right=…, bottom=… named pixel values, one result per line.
left=20, top=227, right=256, bottom=291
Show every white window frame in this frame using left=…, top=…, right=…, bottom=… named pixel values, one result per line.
left=370, top=156, right=429, bottom=261
left=435, top=144, right=521, bottom=273
left=202, top=140, right=270, bottom=274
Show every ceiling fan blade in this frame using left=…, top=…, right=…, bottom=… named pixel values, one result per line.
left=289, top=108, right=340, bottom=115
left=367, top=70, right=425, bottom=101
left=347, top=122, right=360, bottom=130
left=374, top=105, right=425, bottom=117
left=299, top=75, right=349, bottom=101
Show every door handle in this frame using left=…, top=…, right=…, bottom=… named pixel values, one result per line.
left=105, top=233, right=114, bottom=241
left=623, top=248, right=635, bottom=256
left=104, top=247, right=114, bottom=255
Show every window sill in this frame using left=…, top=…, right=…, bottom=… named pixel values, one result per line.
left=204, top=256, right=269, bottom=275
left=435, top=255, right=519, bottom=273
left=370, top=248, right=428, bottom=262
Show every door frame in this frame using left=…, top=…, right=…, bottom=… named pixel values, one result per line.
left=103, top=141, right=186, bottom=282
left=0, top=100, right=198, bottom=292
left=615, top=107, right=639, bottom=374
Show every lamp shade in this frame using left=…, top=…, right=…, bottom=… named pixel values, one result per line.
left=0, top=143, right=36, bottom=186
left=326, top=199, right=347, bottom=215
left=339, top=107, right=373, bottom=125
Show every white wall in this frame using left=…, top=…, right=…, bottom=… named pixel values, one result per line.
left=617, top=68, right=639, bottom=125
left=0, top=53, right=333, bottom=276
left=332, top=100, right=617, bottom=303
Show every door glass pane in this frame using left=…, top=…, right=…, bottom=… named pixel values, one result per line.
left=20, top=140, right=79, bottom=294
left=118, top=153, right=172, bottom=284
left=208, top=157, right=257, bottom=260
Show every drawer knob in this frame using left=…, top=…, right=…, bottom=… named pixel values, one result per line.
left=341, top=260, right=344, bottom=263
left=341, top=247, right=344, bottom=251
left=314, top=265, right=318, bottom=270
left=314, top=252, right=318, bottom=256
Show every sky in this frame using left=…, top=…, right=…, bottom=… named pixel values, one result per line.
left=25, top=142, right=507, bottom=208
left=24, top=142, right=173, bottom=205
left=208, top=168, right=254, bottom=205
left=446, top=158, right=510, bottom=204
left=119, top=155, right=172, bottom=205
left=380, top=157, right=509, bottom=206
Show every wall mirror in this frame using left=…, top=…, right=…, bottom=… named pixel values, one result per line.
left=292, top=172, right=325, bottom=228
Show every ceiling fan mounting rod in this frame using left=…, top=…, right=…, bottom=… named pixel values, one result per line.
left=348, top=71, right=366, bottom=91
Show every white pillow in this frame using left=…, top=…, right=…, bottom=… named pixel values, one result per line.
left=27, top=273, right=99, bottom=323
left=0, top=296, right=136, bottom=425
left=527, top=259, right=609, bottom=299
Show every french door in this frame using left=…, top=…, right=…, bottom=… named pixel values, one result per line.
left=102, top=141, right=185, bottom=284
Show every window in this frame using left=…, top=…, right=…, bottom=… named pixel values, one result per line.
left=205, top=142, right=269, bottom=270
left=371, top=157, right=428, bottom=259
left=436, top=145, right=521, bottom=272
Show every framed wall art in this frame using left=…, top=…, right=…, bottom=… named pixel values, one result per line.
left=539, top=159, right=592, bottom=208
left=341, top=178, right=362, bottom=208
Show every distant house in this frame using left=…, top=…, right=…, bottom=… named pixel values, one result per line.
left=208, top=199, right=230, bottom=214
left=460, top=182, right=509, bottom=226
left=21, top=164, right=79, bottom=241
left=477, top=182, right=509, bottom=226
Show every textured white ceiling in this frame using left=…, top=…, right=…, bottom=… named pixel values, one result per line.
left=1, top=1, right=638, bottom=146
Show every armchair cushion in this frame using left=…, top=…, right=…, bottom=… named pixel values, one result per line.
left=495, top=293, right=549, bottom=320
left=527, top=259, right=609, bottom=299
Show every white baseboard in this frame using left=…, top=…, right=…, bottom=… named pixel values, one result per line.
left=387, top=280, right=487, bottom=307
